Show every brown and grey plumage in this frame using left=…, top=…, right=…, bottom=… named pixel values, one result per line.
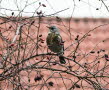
left=46, top=26, right=66, bottom=64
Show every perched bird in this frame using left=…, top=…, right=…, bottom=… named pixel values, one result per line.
left=46, top=26, right=66, bottom=64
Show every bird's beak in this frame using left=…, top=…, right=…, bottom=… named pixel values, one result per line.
left=46, top=26, right=50, bottom=29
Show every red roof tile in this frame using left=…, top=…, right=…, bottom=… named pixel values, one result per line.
left=0, top=17, right=109, bottom=89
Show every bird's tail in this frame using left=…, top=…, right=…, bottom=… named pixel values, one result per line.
left=59, top=55, right=66, bottom=64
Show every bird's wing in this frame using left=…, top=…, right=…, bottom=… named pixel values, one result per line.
left=47, top=33, right=63, bottom=44
left=46, top=33, right=64, bottom=54
left=53, top=34, right=62, bottom=44
left=53, top=34, right=64, bottom=54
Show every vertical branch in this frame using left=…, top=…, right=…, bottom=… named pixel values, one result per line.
left=36, top=16, right=41, bottom=54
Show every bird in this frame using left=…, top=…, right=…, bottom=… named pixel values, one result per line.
left=46, top=25, right=66, bottom=64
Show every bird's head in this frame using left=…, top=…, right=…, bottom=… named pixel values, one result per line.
left=47, top=26, right=59, bottom=33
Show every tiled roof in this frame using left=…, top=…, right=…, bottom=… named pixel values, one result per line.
left=0, top=17, right=109, bottom=89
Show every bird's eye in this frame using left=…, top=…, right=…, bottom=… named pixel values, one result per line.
left=51, top=27, right=54, bottom=30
